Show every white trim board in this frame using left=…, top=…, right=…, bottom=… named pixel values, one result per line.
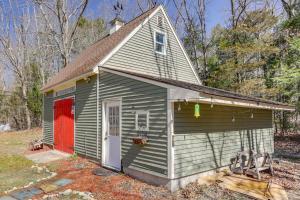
left=169, top=87, right=294, bottom=111
left=100, top=67, right=293, bottom=111
left=101, top=98, right=123, bottom=171
left=43, top=71, right=95, bottom=92
left=96, top=73, right=99, bottom=159
left=167, top=89, right=175, bottom=179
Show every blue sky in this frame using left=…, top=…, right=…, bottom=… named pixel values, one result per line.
left=85, top=0, right=231, bottom=34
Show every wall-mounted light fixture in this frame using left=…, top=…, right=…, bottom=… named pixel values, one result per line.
left=84, top=77, right=91, bottom=83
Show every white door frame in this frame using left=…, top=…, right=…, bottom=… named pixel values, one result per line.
left=101, top=98, right=122, bottom=171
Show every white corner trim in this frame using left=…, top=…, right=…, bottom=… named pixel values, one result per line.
left=92, top=6, right=162, bottom=73
left=96, top=73, right=99, bottom=159
left=159, top=7, right=202, bottom=85
left=167, top=88, right=175, bottom=179
left=101, top=100, right=106, bottom=166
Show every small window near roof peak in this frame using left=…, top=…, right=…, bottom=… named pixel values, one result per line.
left=154, top=30, right=166, bottom=55
left=157, top=15, right=164, bottom=27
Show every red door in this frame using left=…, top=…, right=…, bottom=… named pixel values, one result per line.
left=54, top=98, right=74, bottom=154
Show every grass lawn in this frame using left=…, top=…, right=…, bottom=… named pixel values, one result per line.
left=0, top=128, right=51, bottom=194
left=0, top=128, right=41, bottom=155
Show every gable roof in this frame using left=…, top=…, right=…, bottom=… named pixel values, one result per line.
left=101, top=67, right=295, bottom=111
left=42, top=6, right=159, bottom=91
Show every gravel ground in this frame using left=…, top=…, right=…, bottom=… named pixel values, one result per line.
left=174, top=182, right=253, bottom=200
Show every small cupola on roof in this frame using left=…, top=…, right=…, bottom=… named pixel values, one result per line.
left=109, top=17, right=125, bottom=34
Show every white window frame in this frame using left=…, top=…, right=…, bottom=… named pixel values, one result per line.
left=153, top=29, right=167, bottom=55
left=135, top=110, right=150, bottom=131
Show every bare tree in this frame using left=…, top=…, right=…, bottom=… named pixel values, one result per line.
left=0, top=0, right=34, bottom=129
left=197, top=0, right=208, bottom=80
left=172, top=0, right=210, bottom=82
left=34, top=0, right=89, bottom=70
left=281, top=0, right=300, bottom=19
left=230, top=0, right=250, bottom=29
left=135, top=0, right=168, bottom=12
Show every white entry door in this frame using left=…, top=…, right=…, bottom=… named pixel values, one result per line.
left=103, top=101, right=121, bottom=170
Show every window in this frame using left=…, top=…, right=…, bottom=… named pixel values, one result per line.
left=154, top=30, right=166, bottom=55
left=135, top=111, right=149, bottom=131
left=157, top=16, right=164, bottom=27
left=108, top=106, right=120, bottom=136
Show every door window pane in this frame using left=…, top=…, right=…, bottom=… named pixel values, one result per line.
left=108, top=105, right=120, bottom=136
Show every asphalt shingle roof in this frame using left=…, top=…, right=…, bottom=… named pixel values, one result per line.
left=42, top=6, right=158, bottom=91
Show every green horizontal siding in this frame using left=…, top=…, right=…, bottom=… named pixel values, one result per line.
left=75, top=75, right=98, bottom=159
left=43, top=92, right=53, bottom=145
left=173, top=103, right=274, bottom=178
left=104, top=10, right=199, bottom=85
left=99, top=72, right=168, bottom=176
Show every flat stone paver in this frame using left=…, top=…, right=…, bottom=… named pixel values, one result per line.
left=53, top=178, right=73, bottom=187
left=0, top=196, right=17, bottom=200
left=25, top=150, right=70, bottom=163
left=39, top=183, right=58, bottom=193
left=10, top=188, right=42, bottom=200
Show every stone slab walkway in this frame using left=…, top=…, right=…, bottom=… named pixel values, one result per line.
left=0, top=196, right=17, bottom=200
left=25, top=150, right=70, bottom=163
left=0, top=178, right=73, bottom=200
left=10, top=188, right=43, bottom=200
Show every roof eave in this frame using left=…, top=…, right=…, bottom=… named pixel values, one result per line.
left=41, top=70, right=95, bottom=92
left=100, top=67, right=295, bottom=111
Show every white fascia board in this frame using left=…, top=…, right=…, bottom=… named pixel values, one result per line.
left=170, top=87, right=294, bottom=111
left=92, top=6, right=162, bottom=73
left=43, top=71, right=95, bottom=93
left=159, top=6, right=202, bottom=85
left=101, top=67, right=293, bottom=111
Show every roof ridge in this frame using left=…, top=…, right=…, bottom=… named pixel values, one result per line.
left=123, top=5, right=159, bottom=26
left=82, top=5, right=159, bottom=51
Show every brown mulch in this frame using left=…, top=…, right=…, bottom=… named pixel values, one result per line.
left=33, top=157, right=172, bottom=200
left=274, top=134, right=300, bottom=155
left=29, top=156, right=300, bottom=200
left=261, top=161, right=300, bottom=191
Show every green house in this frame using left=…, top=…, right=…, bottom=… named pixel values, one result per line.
left=42, top=5, right=294, bottom=191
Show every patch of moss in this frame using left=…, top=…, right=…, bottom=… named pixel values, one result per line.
left=0, top=154, right=34, bottom=173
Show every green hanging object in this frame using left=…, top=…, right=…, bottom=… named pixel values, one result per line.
left=194, top=103, right=200, bottom=118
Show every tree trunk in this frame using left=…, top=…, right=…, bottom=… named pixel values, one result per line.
left=21, top=83, right=31, bottom=129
